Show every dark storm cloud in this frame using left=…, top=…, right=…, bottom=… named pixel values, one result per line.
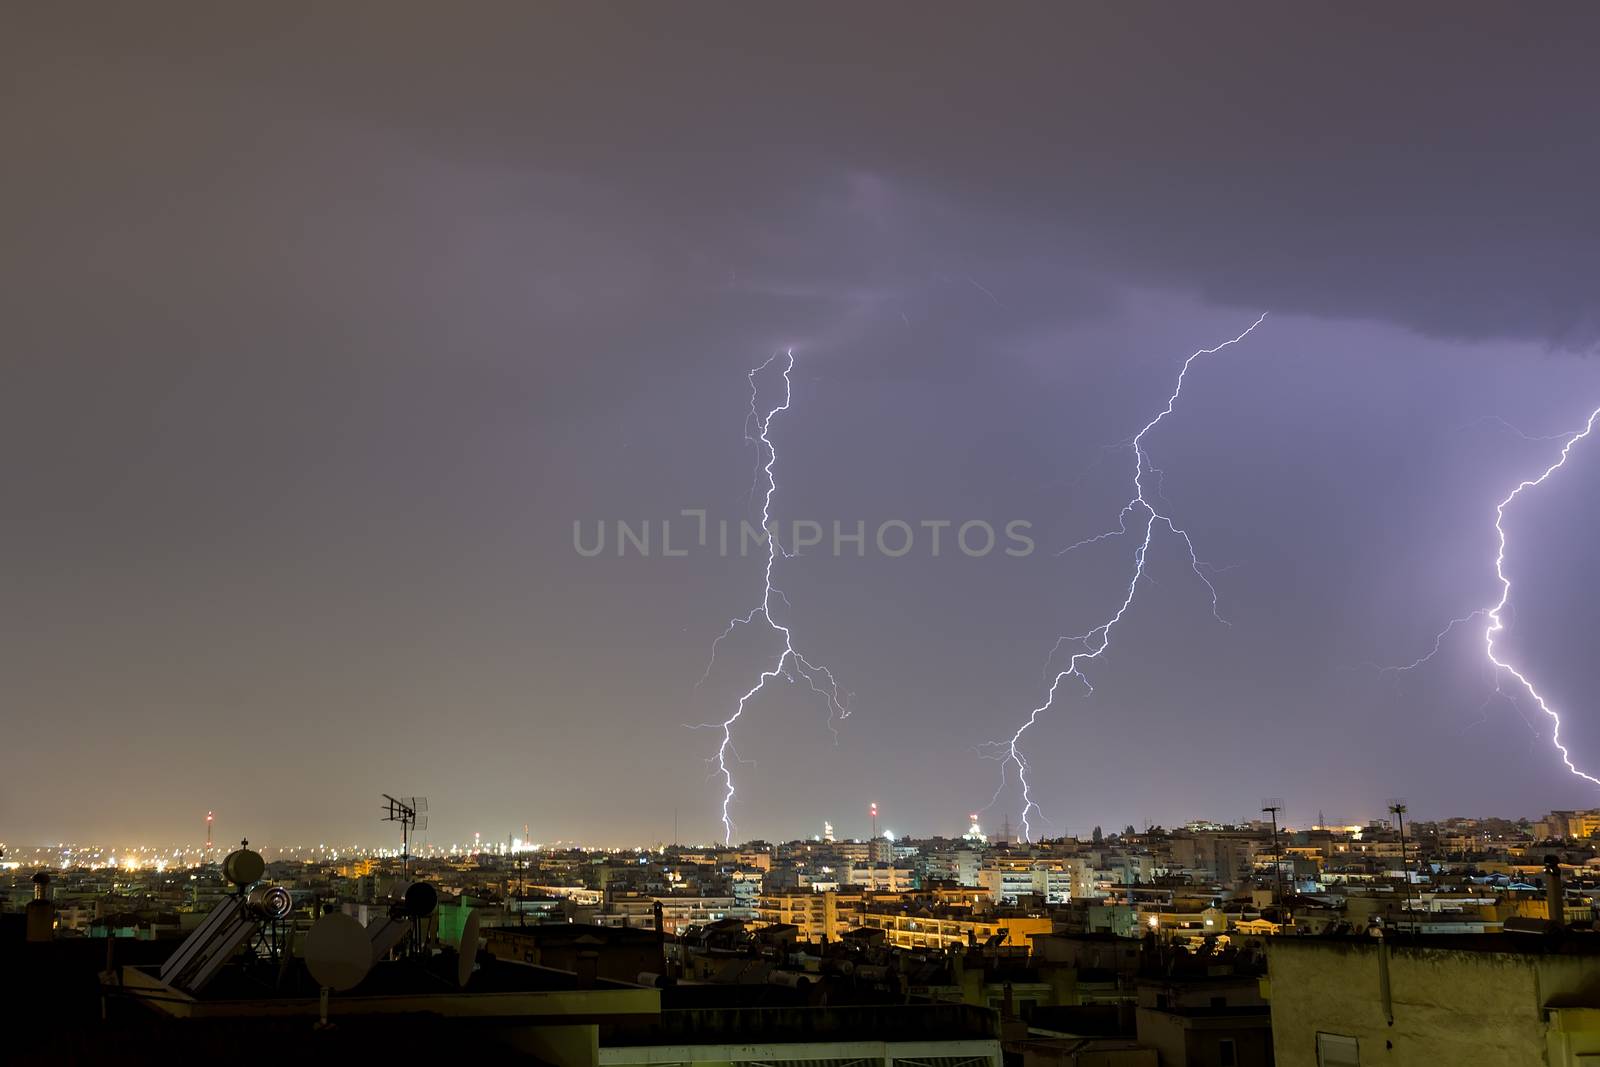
left=10, top=2, right=1598, bottom=353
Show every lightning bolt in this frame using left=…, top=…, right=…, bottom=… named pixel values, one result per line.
left=982, top=314, right=1269, bottom=840
left=695, top=350, right=850, bottom=844
left=1397, top=405, right=1600, bottom=786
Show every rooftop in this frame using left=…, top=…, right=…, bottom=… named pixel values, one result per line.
left=601, top=1002, right=997, bottom=1046
left=1267, top=931, right=1600, bottom=957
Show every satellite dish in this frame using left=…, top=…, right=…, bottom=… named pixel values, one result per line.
left=399, top=881, right=439, bottom=918
left=223, top=848, right=266, bottom=887
left=305, top=913, right=372, bottom=992
left=457, top=909, right=481, bottom=988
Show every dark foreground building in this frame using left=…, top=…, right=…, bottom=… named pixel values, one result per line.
left=1267, top=934, right=1600, bottom=1066
left=3, top=910, right=1000, bottom=1067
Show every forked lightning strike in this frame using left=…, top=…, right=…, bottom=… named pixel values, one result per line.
left=983, top=314, right=1268, bottom=840
left=1397, top=405, right=1600, bottom=786
left=696, top=351, right=849, bottom=844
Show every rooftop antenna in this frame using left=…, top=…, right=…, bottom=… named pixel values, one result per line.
left=381, top=795, right=427, bottom=877
left=205, top=810, right=214, bottom=853
left=1261, top=799, right=1285, bottom=917
left=1388, top=799, right=1415, bottom=924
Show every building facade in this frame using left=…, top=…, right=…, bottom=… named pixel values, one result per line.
left=1267, top=936, right=1600, bottom=1066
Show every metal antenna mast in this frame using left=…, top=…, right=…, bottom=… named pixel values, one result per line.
left=1388, top=799, right=1413, bottom=927
left=382, top=795, right=428, bottom=878
left=1261, top=799, right=1285, bottom=917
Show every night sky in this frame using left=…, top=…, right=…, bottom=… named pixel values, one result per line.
left=7, top=3, right=1600, bottom=847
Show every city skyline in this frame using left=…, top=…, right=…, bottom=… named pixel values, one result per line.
left=8, top=5, right=1600, bottom=845
left=0, top=796, right=1577, bottom=858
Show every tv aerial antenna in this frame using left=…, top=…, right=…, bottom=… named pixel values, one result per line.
left=381, top=795, right=427, bottom=877
left=1387, top=797, right=1415, bottom=919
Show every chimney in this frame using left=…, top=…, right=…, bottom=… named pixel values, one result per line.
left=1545, top=856, right=1565, bottom=930
left=653, top=901, right=667, bottom=974
left=26, top=873, right=54, bottom=942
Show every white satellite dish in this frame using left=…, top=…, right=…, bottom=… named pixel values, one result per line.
left=457, top=909, right=481, bottom=988
left=305, top=912, right=372, bottom=992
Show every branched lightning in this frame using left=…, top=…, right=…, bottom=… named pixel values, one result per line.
left=982, top=314, right=1268, bottom=840
left=1397, top=405, right=1600, bottom=785
left=694, top=350, right=850, bottom=844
